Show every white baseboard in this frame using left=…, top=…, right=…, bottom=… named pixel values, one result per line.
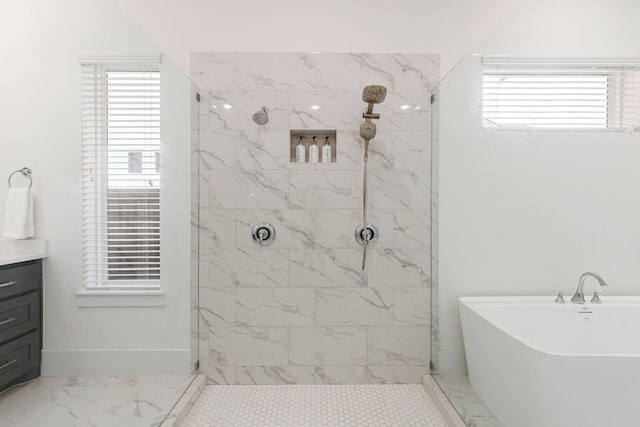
left=41, top=349, right=192, bottom=376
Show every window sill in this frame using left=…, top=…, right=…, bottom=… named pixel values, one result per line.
left=75, top=289, right=166, bottom=307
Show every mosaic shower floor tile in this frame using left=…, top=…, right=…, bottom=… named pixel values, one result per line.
left=182, top=384, right=448, bottom=426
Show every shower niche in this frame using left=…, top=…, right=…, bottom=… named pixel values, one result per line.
left=289, top=129, right=337, bottom=163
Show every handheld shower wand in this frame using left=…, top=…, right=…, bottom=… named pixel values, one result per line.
left=359, top=85, right=386, bottom=270
left=360, top=122, right=377, bottom=161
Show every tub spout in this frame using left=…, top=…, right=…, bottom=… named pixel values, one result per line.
left=571, top=272, right=609, bottom=304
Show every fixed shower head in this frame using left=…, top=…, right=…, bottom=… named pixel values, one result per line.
left=359, top=121, right=377, bottom=140
left=362, top=85, right=387, bottom=104
left=252, top=106, right=269, bottom=125
left=362, top=85, right=387, bottom=119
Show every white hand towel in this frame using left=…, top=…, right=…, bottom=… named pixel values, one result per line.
left=3, top=188, right=34, bottom=239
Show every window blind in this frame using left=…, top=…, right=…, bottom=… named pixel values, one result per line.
left=482, top=57, right=640, bottom=131
left=81, top=60, right=160, bottom=289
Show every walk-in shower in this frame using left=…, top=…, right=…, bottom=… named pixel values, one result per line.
left=358, top=84, right=386, bottom=270
left=193, top=52, right=435, bottom=387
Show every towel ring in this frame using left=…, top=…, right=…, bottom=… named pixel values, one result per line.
left=8, top=167, right=32, bottom=189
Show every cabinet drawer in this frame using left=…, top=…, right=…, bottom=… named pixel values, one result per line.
left=0, top=293, right=39, bottom=345
left=0, top=261, right=41, bottom=300
left=0, top=331, right=39, bottom=389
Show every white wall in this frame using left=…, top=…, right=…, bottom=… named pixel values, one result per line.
left=437, top=0, right=640, bottom=375
left=113, top=0, right=518, bottom=77
left=0, top=0, right=193, bottom=374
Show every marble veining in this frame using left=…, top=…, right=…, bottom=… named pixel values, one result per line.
left=288, top=170, right=360, bottom=209
left=236, top=288, right=315, bottom=326
left=289, top=249, right=368, bottom=288
left=209, top=327, right=289, bottom=366
left=210, top=248, right=289, bottom=288
left=332, top=130, right=392, bottom=170
left=236, top=130, right=291, bottom=170
left=205, top=169, right=289, bottom=209
left=199, top=288, right=236, bottom=326
left=434, top=375, right=504, bottom=427
left=204, top=91, right=289, bottom=131
left=237, top=53, right=319, bottom=92
left=314, top=365, right=394, bottom=385
left=236, top=366, right=315, bottom=385
left=315, top=288, right=394, bottom=326
left=368, top=170, right=431, bottom=210
left=192, top=52, right=438, bottom=385
left=190, top=52, right=237, bottom=91
left=288, top=91, right=361, bottom=130
left=235, top=209, right=316, bottom=249
left=315, top=53, right=439, bottom=93
left=369, top=248, right=431, bottom=287
left=394, top=209, right=431, bottom=249
left=199, top=130, right=237, bottom=170
left=289, top=327, right=368, bottom=366
left=198, top=209, right=236, bottom=250
left=0, top=375, right=195, bottom=427
left=394, top=131, right=431, bottom=171
left=368, top=327, right=431, bottom=366
left=394, top=288, right=430, bottom=326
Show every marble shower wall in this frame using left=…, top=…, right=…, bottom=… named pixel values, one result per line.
left=190, top=52, right=439, bottom=385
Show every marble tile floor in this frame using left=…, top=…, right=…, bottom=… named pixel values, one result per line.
left=0, top=375, right=195, bottom=427
left=432, top=375, right=503, bottom=427
left=181, top=383, right=449, bottom=427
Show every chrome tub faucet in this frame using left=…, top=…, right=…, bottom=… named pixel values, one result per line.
left=571, top=272, right=609, bottom=304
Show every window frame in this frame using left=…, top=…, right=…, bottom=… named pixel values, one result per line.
left=77, top=55, right=164, bottom=306
left=482, top=57, right=640, bottom=132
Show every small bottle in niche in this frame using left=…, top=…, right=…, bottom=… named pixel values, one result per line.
left=322, top=136, right=332, bottom=163
left=296, top=136, right=306, bottom=162
left=309, top=136, right=319, bottom=163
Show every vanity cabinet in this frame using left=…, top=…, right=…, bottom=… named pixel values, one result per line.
left=0, top=260, right=42, bottom=392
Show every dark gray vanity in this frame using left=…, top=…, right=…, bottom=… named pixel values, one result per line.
left=0, top=259, right=42, bottom=392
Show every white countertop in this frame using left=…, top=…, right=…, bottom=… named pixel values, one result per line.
left=0, top=239, right=47, bottom=266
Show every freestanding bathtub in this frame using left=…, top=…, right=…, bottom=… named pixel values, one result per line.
left=459, top=296, right=640, bottom=427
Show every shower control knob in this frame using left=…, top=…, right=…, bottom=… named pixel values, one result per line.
left=355, top=224, right=379, bottom=246
left=252, top=223, right=276, bottom=246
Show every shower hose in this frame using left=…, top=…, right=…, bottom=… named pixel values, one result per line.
left=361, top=141, right=370, bottom=271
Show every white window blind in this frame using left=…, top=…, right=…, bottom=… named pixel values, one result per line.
left=81, top=58, right=161, bottom=290
left=483, top=57, right=640, bottom=131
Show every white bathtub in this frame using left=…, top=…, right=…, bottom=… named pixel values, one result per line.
left=459, top=296, right=640, bottom=427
